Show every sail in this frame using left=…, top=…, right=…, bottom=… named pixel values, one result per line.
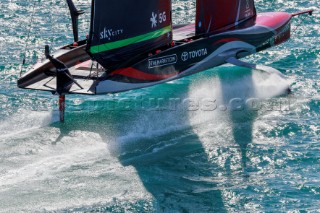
left=196, top=0, right=256, bottom=35
left=87, top=0, right=172, bottom=70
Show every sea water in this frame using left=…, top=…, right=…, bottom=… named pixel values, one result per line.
left=0, top=0, right=319, bottom=212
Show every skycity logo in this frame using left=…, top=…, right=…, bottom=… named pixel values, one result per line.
left=100, top=28, right=124, bottom=40
left=181, top=48, right=208, bottom=61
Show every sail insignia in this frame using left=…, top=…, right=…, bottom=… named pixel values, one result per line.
left=196, top=0, right=256, bottom=35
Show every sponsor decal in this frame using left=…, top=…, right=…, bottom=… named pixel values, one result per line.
left=100, top=27, right=124, bottom=40
left=244, top=0, right=253, bottom=18
left=246, top=0, right=250, bottom=9
left=181, top=52, right=189, bottom=61
left=181, top=48, right=208, bottom=61
left=274, top=23, right=291, bottom=45
left=148, top=54, right=177, bottom=68
left=257, top=23, right=290, bottom=49
left=150, top=11, right=167, bottom=28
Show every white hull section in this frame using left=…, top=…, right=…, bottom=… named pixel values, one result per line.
left=96, top=41, right=256, bottom=94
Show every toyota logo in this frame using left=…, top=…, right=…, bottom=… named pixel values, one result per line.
left=181, top=52, right=188, bottom=61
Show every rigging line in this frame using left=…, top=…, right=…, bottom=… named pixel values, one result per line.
left=34, top=0, right=55, bottom=94
left=19, top=0, right=38, bottom=77
left=33, top=0, right=55, bottom=101
left=291, top=15, right=308, bottom=35
left=49, top=0, right=55, bottom=48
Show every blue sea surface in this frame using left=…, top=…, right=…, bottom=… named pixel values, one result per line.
left=0, top=0, right=319, bottom=212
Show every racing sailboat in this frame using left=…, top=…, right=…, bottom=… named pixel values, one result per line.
left=17, top=0, right=313, bottom=121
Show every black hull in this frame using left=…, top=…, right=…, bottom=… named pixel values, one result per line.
left=18, top=12, right=293, bottom=95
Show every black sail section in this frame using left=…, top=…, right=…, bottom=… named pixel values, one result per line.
left=87, top=0, right=172, bottom=70
left=196, top=0, right=256, bottom=35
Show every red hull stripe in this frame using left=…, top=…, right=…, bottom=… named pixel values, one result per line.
left=111, top=67, right=178, bottom=81
left=256, top=12, right=292, bottom=32
left=173, top=24, right=195, bottom=33
left=213, top=38, right=240, bottom=45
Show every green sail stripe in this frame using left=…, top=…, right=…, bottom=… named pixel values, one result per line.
left=90, top=26, right=172, bottom=54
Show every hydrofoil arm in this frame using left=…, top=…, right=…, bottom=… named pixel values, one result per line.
left=225, top=57, right=286, bottom=78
